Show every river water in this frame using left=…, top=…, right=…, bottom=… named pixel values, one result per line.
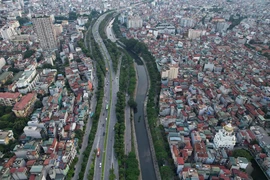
left=134, top=58, right=156, bottom=180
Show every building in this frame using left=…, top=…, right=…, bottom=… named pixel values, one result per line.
left=0, top=24, right=17, bottom=40
left=161, top=64, right=179, bottom=79
left=0, top=92, right=21, bottom=106
left=53, top=24, right=63, bottom=37
left=12, top=93, right=37, bottom=117
left=32, top=17, right=57, bottom=50
left=23, top=126, right=44, bottom=139
left=213, top=123, right=236, bottom=150
left=16, top=66, right=40, bottom=94
left=188, top=29, right=204, bottom=39
left=0, top=130, right=14, bottom=145
left=0, top=71, right=13, bottom=87
left=156, top=23, right=175, bottom=34
left=0, top=57, right=6, bottom=71
left=127, top=15, right=143, bottom=29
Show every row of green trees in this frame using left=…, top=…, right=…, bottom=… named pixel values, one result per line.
left=98, top=13, right=121, bottom=72
left=67, top=13, right=106, bottom=180
left=78, top=30, right=107, bottom=180
left=98, top=13, right=139, bottom=180
left=104, top=40, right=121, bottom=72
left=122, top=38, right=175, bottom=179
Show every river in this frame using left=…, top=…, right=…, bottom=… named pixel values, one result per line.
left=132, top=52, right=157, bottom=180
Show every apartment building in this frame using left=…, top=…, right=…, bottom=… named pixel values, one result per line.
left=0, top=92, right=21, bottom=106
left=12, top=93, right=37, bottom=117
left=32, top=17, right=57, bottom=50
left=16, top=67, right=40, bottom=94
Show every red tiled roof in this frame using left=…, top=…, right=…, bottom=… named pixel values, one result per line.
left=13, top=93, right=36, bottom=110
left=177, top=157, right=184, bottom=165
left=0, top=92, right=21, bottom=99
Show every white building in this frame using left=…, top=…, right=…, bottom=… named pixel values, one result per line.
left=127, top=15, right=143, bottom=29
left=214, top=123, right=236, bottom=150
left=16, top=66, right=40, bottom=94
left=0, top=25, right=17, bottom=40
left=77, top=17, right=88, bottom=26
left=0, top=57, right=6, bottom=70
left=156, top=23, right=175, bottom=34
left=23, top=126, right=42, bottom=139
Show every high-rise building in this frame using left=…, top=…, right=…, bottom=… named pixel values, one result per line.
left=32, top=17, right=57, bottom=50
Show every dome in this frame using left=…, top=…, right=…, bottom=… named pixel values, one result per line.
left=224, top=123, right=234, bottom=132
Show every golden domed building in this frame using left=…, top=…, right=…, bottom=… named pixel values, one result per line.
left=213, top=123, right=236, bottom=150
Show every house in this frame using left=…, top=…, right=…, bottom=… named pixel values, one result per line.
left=0, top=92, right=21, bottom=106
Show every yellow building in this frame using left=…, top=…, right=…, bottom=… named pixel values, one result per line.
left=12, top=93, right=37, bottom=117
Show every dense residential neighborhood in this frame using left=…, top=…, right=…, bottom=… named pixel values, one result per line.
left=0, top=0, right=269, bottom=180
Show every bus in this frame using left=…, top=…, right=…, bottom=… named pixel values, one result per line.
left=106, top=104, right=109, bottom=110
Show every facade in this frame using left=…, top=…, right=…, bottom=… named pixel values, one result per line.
left=214, top=123, right=236, bottom=150
left=53, top=24, right=63, bottom=37
left=12, top=93, right=37, bottom=117
left=0, top=130, right=14, bottom=145
left=161, top=64, right=179, bottom=79
left=0, top=57, right=6, bottom=70
left=127, top=15, right=143, bottom=29
left=0, top=24, right=17, bottom=40
left=156, top=23, right=175, bottom=34
left=16, top=68, right=40, bottom=94
left=32, top=17, right=57, bottom=50
left=23, top=126, right=43, bottom=139
left=0, top=92, right=21, bottom=106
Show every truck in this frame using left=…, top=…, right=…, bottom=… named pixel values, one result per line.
left=97, top=148, right=100, bottom=157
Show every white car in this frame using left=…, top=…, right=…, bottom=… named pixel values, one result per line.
left=105, top=118, right=107, bottom=121
left=99, top=163, right=102, bottom=168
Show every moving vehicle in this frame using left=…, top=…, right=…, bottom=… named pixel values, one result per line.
left=106, top=104, right=109, bottom=110
left=99, top=163, right=102, bottom=168
left=97, top=148, right=100, bottom=157
left=90, top=112, right=94, bottom=117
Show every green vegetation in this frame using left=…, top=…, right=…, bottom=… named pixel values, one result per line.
left=232, top=149, right=253, bottom=161
left=74, top=14, right=107, bottom=180
left=98, top=15, right=139, bottom=179
left=23, top=49, right=35, bottom=59
left=16, top=17, right=30, bottom=26
left=68, top=12, right=78, bottom=20
left=125, top=151, right=140, bottom=180
left=66, top=157, right=78, bottom=179
left=228, top=15, right=246, bottom=30
left=112, top=15, right=123, bottom=39
left=0, top=106, right=29, bottom=139
left=104, top=40, right=121, bottom=72
left=122, top=38, right=174, bottom=179
left=109, top=167, right=116, bottom=180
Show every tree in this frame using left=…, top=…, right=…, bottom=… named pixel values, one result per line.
left=109, top=167, right=116, bottom=180
left=34, top=100, right=43, bottom=109
left=23, top=49, right=35, bottom=59
left=160, top=165, right=174, bottom=180
left=128, top=98, right=137, bottom=109
left=232, top=149, right=253, bottom=161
